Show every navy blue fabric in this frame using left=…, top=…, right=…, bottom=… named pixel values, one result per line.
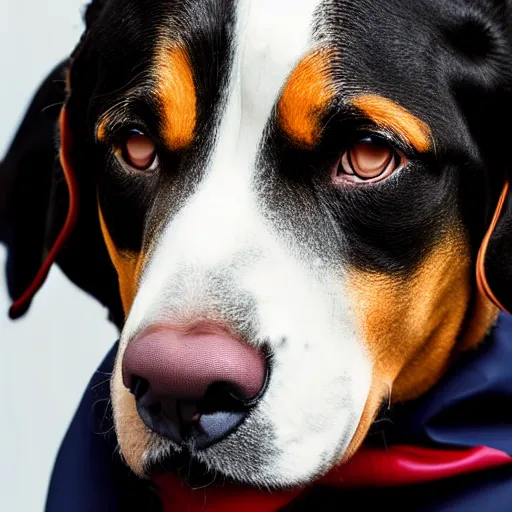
left=383, top=312, right=512, bottom=455
left=45, top=343, right=160, bottom=512
left=45, top=314, right=512, bottom=511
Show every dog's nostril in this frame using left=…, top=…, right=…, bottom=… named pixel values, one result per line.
left=180, top=401, right=202, bottom=423
left=131, top=377, right=149, bottom=400
left=200, top=381, right=248, bottom=414
left=149, top=401, right=162, bottom=417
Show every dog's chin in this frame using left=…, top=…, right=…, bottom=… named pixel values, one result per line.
left=142, top=448, right=307, bottom=490
left=144, top=447, right=236, bottom=488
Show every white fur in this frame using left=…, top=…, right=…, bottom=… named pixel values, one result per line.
left=117, top=0, right=372, bottom=485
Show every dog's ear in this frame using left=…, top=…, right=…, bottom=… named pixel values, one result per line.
left=478, top=6, right=512, bottom=314
left=455, top=78, right=512, bottom=314
left=445, top=2, right=512, bottom=313
left=1, top=0, right=124, bottom=325
left=83, top=0, right=108, bottom=29
left=479, top=179, right=512, bottom=314
left=0, top=61, right=68, bottom=312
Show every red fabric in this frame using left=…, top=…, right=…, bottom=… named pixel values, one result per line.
left=323, top=445, right=512, bottom=487
left=154, top=475, right=303, bottom=512
left=153, top=445, right=512, bottom=512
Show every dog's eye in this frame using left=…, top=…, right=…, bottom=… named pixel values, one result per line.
left=333, top=136, right=404, bottom=184
left=118, top=130, right=158, bottom=172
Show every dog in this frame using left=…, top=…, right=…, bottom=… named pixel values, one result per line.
left=2, top=0, right=512, bottom=510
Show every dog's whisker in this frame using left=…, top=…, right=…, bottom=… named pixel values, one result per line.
left=190, top=471, right=217, bottom=491
left=99, top=398, right=113, bottom=430
left=93, top=424, right=115, bottom=436
left=40, top=100, right=65, bottom=113
left=90, top=377, right=112, bottom=391
left=91, top=397, right=110, bottom=405
left=386, top=383, right=393, bottom=410
left=193, top=462, right=214, bottom=490
left=372, top=416, right=394, bottom=425
left=380, top=429, right=389, bottom=451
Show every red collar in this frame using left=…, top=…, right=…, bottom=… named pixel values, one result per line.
left=153, top=444, right=512, bottom=512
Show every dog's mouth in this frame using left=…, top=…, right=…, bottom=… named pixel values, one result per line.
left=146, top=447, right=229, bottom=488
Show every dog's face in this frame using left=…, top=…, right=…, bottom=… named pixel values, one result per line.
left=7, top=0, right=511, bottom=489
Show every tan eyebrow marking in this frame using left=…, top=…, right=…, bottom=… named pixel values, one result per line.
left=154, top=44, right=197, bottom=150
left=277, top=48, right=336, bottom=147
left=352, top=95, right=432, bottom=152
left=96, top=45, right=197, bottom=149
left=96, top=117, right=108, bottom=142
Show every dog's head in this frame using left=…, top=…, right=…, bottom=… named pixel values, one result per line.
left=3, top=0, right=512, bottom=489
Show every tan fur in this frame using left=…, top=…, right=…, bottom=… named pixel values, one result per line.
left=154, top=44, right=196, bottom=150
left=277, top=48, right=336, bottom=147
left=98, top=205, right=145, bottom=315
left=345, top=228, right=497, bottom=455
left=111, top=368, right=152, bottom=477
left=352, top=95, right=432, bottom=153
left=96, top=117, right=108, bottom=143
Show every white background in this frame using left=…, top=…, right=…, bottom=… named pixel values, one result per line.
left=0, top=2, right=117, bottom=511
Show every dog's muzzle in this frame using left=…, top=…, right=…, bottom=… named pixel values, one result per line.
left=122, top=324, right=268, bottom=449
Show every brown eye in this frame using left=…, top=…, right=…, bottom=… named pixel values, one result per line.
left=119, top=130, right=158, bottom=171
left=333, top=137, right=404, bottom=184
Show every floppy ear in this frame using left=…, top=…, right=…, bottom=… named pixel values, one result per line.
left=439, top=2, right=512, bottom=315
left=479, top=180, right=512, bottom=313
left=1, top=0, right=124, bottom=325
left=458, top=82, right=512, bottom=314
left=0, top=61, right=68, bottom=312
left=457, top=6, right=512, bottom=314
left=471, top=90, right=512, bottom=314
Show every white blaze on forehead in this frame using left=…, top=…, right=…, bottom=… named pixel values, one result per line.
left=234, top=0, right=324, bottom=140
left=123, top=0, right=325, bottom=337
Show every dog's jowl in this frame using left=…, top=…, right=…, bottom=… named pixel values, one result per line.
left=2, top=0, right=512, bottom=506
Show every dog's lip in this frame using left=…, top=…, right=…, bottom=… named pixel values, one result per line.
left=145, top=448, right=227, bottom=487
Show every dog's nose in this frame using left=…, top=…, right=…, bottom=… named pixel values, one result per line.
left=121, top=325, right=267, bottom=449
